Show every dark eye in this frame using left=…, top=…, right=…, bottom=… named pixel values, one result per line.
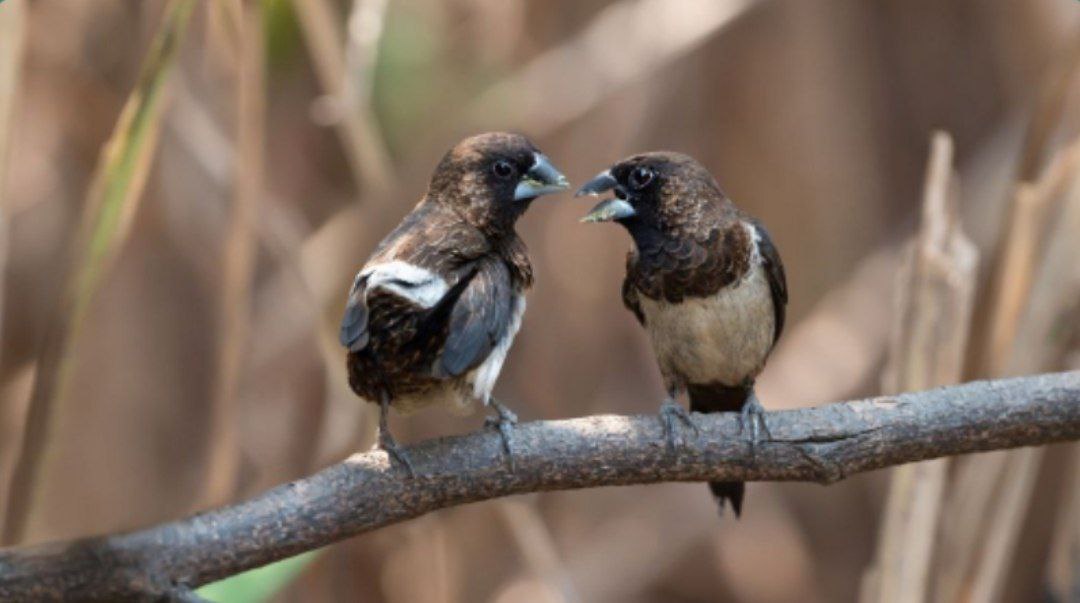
left=629, top=166, right=655, bottom=190
left=492, top=159, right=516, bottom=179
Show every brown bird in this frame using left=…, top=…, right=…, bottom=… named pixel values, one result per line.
left=340, top=132, right=569, bottom=473
left=578, top=152, right=787, bottom=516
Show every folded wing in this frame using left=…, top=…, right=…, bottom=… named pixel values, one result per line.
left=437, top=258, right=517, bottom=378
left=751, top=220, right=788, bottom=344
left=339, top=260, right=452, bottom=352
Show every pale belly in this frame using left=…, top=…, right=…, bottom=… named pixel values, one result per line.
left=639, top=263, right=775, bottom=388
left=390, top=386, right=478, bottom=417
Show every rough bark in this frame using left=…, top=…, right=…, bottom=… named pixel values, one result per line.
left=1, top=371, right=1078, bottom=601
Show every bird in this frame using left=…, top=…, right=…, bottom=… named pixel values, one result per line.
left=339, top=132, right=569, bottom=474
left=577, top=152, right=787, bottom=516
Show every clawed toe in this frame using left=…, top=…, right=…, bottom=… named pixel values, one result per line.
left=378, top=393, right=416, bottom=477
left=739, top=395, right=771, bottom=454
left=487, top=399, right=519, bottom=471
left=379, top=432, right=416, bottom=477
left=659, top=399, right=697, bottom=452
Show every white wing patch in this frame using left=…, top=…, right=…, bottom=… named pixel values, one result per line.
left=360, top=260, right=449, bottom=308
left=468, top=294, right=526, bottom=404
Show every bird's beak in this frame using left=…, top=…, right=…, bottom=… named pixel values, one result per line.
left=574, top=169, right=618, bottom=197
left=581, top=198, right=636, bottom=223
left=514, top=153, right=570, bottom=200
left=577, top=169, right=634, bottom=222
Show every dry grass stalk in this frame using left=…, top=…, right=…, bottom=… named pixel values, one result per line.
left=0, top=0, right=26, bottom=345
left=864, top=132, right=978, bottom=603
left=377, top=515, right=456, bottom=603
left=1038, top=178, right=1080, bottom=603
left=932, top=450, right=1009, bottom=603
left=968, top=147, right=1080, bottom=603
left=463, top=0, right=761, bottom=137
left=290, top=0, right=398, bottom=459
left=0, top=0, right=196, bottom=545
left=967, top=447, right=1042, bottom=603
left=167, top=69, right=366, bottom=474
left=0, top=365, right=33, bottom=520
left=979, top=185, right=1056, bottom=377
left=881, top=133, right=977, bottom=394
left=0, top=0, right=26, bottom=211
left=1005, top=160, right=1080, bottom=376
left=496, top=499, right=581, bottom=603
left=291, top=0, right=394, bottom=196
left=967, top=34, right=1080, bottom=377
left=344, top=0, right=388, bottom=123
left=934, top=131, right=1080, bottom=603
left=0, top=0, right=24, bottom=148
left=1015, top=35, right=1080, bottom=183
left=1046, top=445, right=1080, bottom=601
left=201, top=0, right=265, bottom=507
left=207, top=0, right=243, bottom=63
left=932, top=52, right=1080, bottom=592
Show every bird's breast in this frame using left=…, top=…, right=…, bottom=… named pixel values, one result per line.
left=639, top=261, right=775, bottom=387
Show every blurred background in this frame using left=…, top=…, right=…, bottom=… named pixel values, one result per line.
left=1, top=0, right=1079, bottom=601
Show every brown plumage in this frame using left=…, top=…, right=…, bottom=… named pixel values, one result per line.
left=340, top=132, right=568, bottom=472
left=579, top=151, right=787, bottom=516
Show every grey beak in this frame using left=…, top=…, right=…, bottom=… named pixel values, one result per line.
left=514, top=153, right=570, bottom=200
left=581, top=198, right=636, bottom=223
left=575, top=170, right=618, bottom=197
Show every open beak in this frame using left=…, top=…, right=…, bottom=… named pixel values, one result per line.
left=581, top=198, right=636, bottom=223
left=577, top=169, right=635, bottom=222
left=514, top=153, right=570, bottom=200
left=575, top=169, right=619, bottom=197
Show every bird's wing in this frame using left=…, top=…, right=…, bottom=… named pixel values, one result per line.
left=436, top=258, right=517, bottom=378
left=340, top=200, right=496, bottom=355
left=339, top=260, right=460, bottom=352
left=339, top=271, right=372, bottom=351
left=752, top=220, right=787, bottom=345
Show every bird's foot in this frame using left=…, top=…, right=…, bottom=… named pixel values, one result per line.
left=740, top=393, right=771, bottom=455
left=378, top=428, right=416, bottom=477
left=659, top=398, right=698, bottom=452
left=485, top=398, right=519, bottom=471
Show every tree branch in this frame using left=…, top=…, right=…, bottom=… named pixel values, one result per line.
left=1, top=372, right=1079, bottom=601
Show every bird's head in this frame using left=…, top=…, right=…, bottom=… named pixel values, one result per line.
left=576, top=152, right=724, bottom=240
left=428, top=132, right=569, bottom=235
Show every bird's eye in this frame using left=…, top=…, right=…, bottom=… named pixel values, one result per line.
left=629, top=166, right=655, bottom=190
left=492, top=159, right=516, bottom=179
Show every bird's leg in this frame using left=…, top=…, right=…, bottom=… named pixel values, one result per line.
left=740, top=388, right=771, bottom=454
left=378, top=393, right=415, bottom=477
left=659, top=390, right=697, bottom=452
left=484, top=398, right=518, bottom=471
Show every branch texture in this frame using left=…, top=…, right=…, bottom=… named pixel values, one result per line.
left=1, top=372, right=1079, bottom=601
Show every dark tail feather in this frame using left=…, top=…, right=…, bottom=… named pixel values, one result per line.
left=708, top=480, right=744, bottom=517
left=687, top=382, right=752, bottom=518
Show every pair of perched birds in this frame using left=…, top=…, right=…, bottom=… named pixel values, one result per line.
left=340, top=133, right=786, bottom=516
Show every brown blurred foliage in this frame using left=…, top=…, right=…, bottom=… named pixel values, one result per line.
left=1, top=1, right=1079, bottom=601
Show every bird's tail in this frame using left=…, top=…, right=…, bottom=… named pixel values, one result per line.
left=687, top=382, right=752, bottom=517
